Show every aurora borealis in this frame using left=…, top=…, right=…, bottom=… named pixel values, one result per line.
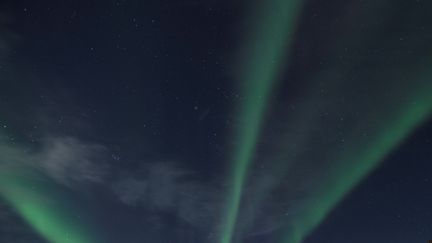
left=0, top=170, right=97, bottom=243
left=218, top=1, right=303, bottom=243
left=0, top=0, right=431, bottom=243
left=220, top=1, right=432, bottom=242
left=0, top=137, right=101, bottom=243
left=278, top=68, right=432, bottom=243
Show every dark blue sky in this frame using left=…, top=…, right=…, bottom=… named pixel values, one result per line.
left=0, top=0, right=431, bottom=243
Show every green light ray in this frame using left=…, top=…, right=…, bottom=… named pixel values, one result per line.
left=0, top=164, right=98, bottom=243
left=234, top=97, right=322, bottom=236
left=280, top=70, right=432, bottom=243
left=219, top=1, right=303, bottom=243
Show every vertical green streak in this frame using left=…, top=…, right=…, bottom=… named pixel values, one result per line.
left=219, top=1, right=303, bottom=243
left=0, top=168, right=96, bottom=243
left=281, top=76, right=432, bottom=243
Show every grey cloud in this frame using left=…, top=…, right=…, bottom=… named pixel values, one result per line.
left=113, top=178, right=148, bottom=205
left=112, top=162, right=222, bottom=236
left=36, top=136, right=108, bottom=187
left=0, top=134, right=108, bottom=189
left=111, top=162, right=302, bottom=241
left=112, top=163, right=193, bottom=210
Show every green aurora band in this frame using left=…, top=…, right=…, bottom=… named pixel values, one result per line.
left=0, top=147, right=98, bottom=243
left=219, top=1, right=303, bottom=243
left=0, top=2, right=430, bottom=243
left=280, top=68, right=432, bottom=243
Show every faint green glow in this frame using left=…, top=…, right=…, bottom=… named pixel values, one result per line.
left=0, top=166, right=97, bottom=243
left=219, top=1, right=303, bottom=243
left=280, top=72, right=432, bottom=243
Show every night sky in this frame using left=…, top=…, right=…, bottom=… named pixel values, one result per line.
left=0, top=0, right=431, bottom=243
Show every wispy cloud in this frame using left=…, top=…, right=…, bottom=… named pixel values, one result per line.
left=36, top=136, right=108, bottom=187
left=111, top=162, right=224, bottom=239
left=110, top=162, right=298, bottom=241
left=0, top=134, right=108, bottom=189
